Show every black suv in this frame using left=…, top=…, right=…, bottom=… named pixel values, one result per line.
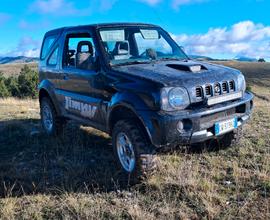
left=38, top=23, right=253, bottom=178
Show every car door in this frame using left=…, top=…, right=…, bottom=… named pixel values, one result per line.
left=39, top=34, right=62, bottom=99
left=57, top=29, right=105, bottom=128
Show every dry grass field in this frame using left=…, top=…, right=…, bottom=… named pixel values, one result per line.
left=0, top=61, right=269, bottom=219
left=0, top=62, right=38, bottom=77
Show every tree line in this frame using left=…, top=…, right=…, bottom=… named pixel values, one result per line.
left=0, top=65, right=38, bottom=98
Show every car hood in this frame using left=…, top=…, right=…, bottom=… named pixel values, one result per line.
left=113, top=60, right=243, bottom=103
left=113, top=60, right=240, bottom=87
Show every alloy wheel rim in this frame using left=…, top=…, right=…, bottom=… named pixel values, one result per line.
left=42, top=104, right=53, bottom=132
left=116, top=132, right=136, bottom=172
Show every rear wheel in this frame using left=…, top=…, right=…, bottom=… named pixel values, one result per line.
left=40, top=97, right=64, bottom=136
left=112, top=120, right=156, bottom=183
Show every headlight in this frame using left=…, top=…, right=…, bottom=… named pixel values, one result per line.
left=237, top=73, right=246, bottom=92
left=161, top=87, right=190, bottom=111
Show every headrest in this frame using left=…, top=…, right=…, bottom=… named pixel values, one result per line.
left=77, top=41, right=93, bottom=55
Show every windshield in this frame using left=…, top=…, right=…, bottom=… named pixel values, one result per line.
left=98, top=27, right=188, bottom=66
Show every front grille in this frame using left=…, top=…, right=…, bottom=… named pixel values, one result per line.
left=196, top=87, right=203, bottom=98
left=222, top=82, right=228, bottom=93
left=194, top=80, right=235, bottom=101
left=229, top=80, right=235, bottom=91
left=205, top=85, right=212, bottom=96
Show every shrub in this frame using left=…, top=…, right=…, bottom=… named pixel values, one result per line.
left=0, top=65, right=38, bottom=99
left=246, top=84, right=252, bottom=92
left=0, top=73, right=10, bottom=98
left=5, top=76, right=20, bottom=97
left=17, top=65, right=38, bottom=98
left=258, top=58, right=266, bottom=62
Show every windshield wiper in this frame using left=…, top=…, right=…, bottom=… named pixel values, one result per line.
left=111, top=57, right=189, bottom=67
left=111, top=60, right=151, bottom=66
left=158, top=57, right=189, bottom=62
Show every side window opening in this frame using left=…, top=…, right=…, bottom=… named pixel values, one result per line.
left=41, top=35, right=57, bottom=59
left=63, top=33, right=96, bottom=70
left=48, top=47, right=59, bottom=66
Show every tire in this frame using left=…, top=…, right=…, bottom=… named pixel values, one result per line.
left=219, top=127, right=243, bottom=148
left=40, top=97, right=64, bottom=136
left=112, top=120, right=156, bottom=183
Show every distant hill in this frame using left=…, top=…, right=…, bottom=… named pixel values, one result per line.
left=0, top=56, right=39, bottom=64
left=0, top=55, right=263, bottom=65
left=189, top=55, right=215, bottom=61
left=191, top=55, right=261, bottom=62
left=234, top=56, right=257, bottom=62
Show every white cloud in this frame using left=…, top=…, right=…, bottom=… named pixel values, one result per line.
left=20, top=48, right=40, bottom=57
left=137, top=0, right=209, bottom=8
left=30, top=0, right=82, bottom=16
left=172, top=20, right=270, bottom=59
left=29, top=0, right=118, bottom=16
left=172, top=0, right=208, bottom=10
left=99, top=0, right=118, bottom=12
left=137, top=0, right=162, bottom=6
left=0, top=13, right=11, bottom=26
left=3, top=37, right=41, bottom=57
left=19, top=19, right=50, bottom=31
left=28, top=0, right=210, bottom=16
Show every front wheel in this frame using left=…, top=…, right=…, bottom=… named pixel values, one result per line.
left=40, top=97, right=64, bottom=136
left=112, top=120, right=156, bottom=182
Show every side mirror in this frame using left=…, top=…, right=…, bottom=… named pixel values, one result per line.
left=118, top=49, right=129, bottom=55
left=117, top=41, right=130, bottom=55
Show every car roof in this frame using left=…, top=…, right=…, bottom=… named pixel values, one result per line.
left=45, top=22, right=160, bottom=36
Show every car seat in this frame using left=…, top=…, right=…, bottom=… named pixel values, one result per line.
left=76, top=41, right=94, bottom=70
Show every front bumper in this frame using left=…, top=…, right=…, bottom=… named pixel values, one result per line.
left=139, top=91, right=254, bottom=148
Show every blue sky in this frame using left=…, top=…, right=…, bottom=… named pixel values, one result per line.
left=0, top=0, right=269, bottom=59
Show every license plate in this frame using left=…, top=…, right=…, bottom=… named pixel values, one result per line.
left=215, top=117, right=238, bottom=136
